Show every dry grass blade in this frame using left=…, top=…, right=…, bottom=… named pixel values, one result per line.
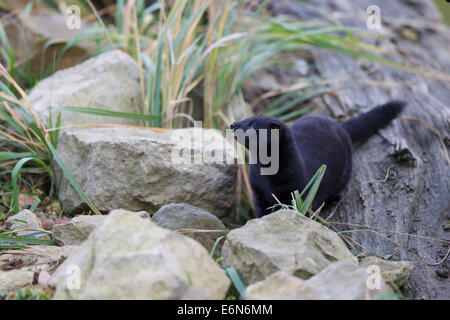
left=329, top=221, right=450, bottom=245
left=0, top=64, right=47, bottom=138
left=0, top=92, right=22, bottom=106
left=85, top=0, right=142, bottom=115
left=331, top=221, right=450, bottom=266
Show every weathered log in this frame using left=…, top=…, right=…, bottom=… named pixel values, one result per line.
left=270, top=0, right=450, bottom=299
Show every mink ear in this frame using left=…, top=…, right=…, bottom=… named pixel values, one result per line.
left=269, top=121, right=280, bottom=130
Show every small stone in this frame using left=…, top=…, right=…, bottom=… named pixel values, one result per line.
left=42, top=220, right=54, bottom=231
left=435, top=269, right=448, bottom=279
left=37, top=271, right=51, bottom=285
left=359, top=256, right=414, bottom=287
left=443, top=220, right=450, bottom=231
left=136, top=211, right=151, bottom=219
left=6, top=210, right=46, bottom=238
left=52, top=215, right=106, bottom=246
left=152, top=203, right=227, bottom=257
left=292, top=59, right=309, bottom=76
left=399, top=27, right=420, bottom=42
left=49, top=202, right=62, bottom=215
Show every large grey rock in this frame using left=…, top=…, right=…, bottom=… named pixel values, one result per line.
left=52, top=211, right=151, bottom=246
left=6, top=209, right=46, bottom=238
left=3, top=12, right=93, bottom=77
left=52, top=215, right=106, bottom=246
left=152, top=203, right=227, bottom=257
left=0, top=245, right=74, bottom=291
left=359, top=256, right=414, bottom=288
left=56, top=127, right=237, bottom=217
left=243, top=271, right=314, bottom=300
left=48, top=209, right=230, bottom=299
left=27, top=50, right=143, bottom=127
left=221, top=210, right=357, bottom=284
left=17, top=13, right=92, bottom=44
left=244, top=261, right=395, bottom=300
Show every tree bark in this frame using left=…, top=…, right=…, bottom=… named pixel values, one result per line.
left=271, top=0, right=450, bottom=299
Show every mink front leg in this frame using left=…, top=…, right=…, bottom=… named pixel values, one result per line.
left=251, top=184, right=274, bottom=218
left=253, top=196, right=264, bottom=218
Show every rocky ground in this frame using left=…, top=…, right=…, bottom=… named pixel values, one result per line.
left=1, top=206, right=414, bottom=300
left=1, top=0, right=448, bottom=300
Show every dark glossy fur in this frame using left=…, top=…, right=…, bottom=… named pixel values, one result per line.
left=231, top=101, right=405, bottom=217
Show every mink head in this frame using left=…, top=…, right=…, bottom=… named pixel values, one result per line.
left=230, top=115, right=285, bottom=150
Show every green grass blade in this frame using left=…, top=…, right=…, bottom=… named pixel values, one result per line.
left=30, top=196, right=40, bottom=212
left=225, top=267, right=246, bottom=299
left=0, top=108, right=27, bottom=137
left=209, top=236, right=225, bottom=258
left=0, top=152, right=40, bottom=161
left=267, top=86, right=341, bottom=118
left=47, top=143, right=101, bottom=215
left=278, top=107, right=312, bottom=122
left=115, top=0, right=125, bottom=32
left=11, top=157, right=33, bottom=213
left=300, top=164, right=327, bottom=214
left=0, top=243, right=27, bottom=249
left=61, top=106, right=159, bottom=121
left=152, top=42, right=164, bottom=127
left=10, top=156, right=52, bottom=213
left=0, top=236, right=54, bottom=246
left=46, top=141, right=101, bottom=215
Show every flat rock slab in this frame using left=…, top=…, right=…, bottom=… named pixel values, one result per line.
left=56, top=127, right=237, bottom=217
left=221, top=210, right=357, bottom=284
left=244, top=261, right=394, bottom=300
left=48, top=209, right=230, bottom=300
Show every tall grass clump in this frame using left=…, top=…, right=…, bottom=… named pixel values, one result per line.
left=0, top=64, right=100, bottom=219
left=272, top=164, right=327, bottom=219
left=66, top=0, right=444, bottom=130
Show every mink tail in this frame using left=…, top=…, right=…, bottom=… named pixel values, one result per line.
left=340, top=100, right=406, bottom=143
